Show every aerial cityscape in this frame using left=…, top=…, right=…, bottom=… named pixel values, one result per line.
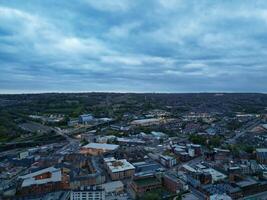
left=1, top=0, right=267, bottom=200
left=0, top=93, right=267, bottom=200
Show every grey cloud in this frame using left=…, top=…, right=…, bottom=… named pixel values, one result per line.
left=0, top=0, right=267, bottom=93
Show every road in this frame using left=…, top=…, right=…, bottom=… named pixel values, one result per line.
left=226, top=119, right=262, bottom=145
left=53, top=127, right=80, bottom=154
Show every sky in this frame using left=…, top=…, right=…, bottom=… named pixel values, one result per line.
left=0, top=0, right=267, bottom=93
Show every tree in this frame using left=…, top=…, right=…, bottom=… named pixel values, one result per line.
left=189, top=135, right=206, bottom=145
left=142, top=192, right=161, bottom=200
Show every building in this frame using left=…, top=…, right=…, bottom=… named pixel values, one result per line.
left=159, top=155, right=177, bottom=168
left=129, top=174, right=162, bottom=199
left=110, top=124, right=130, bottom=131
left=80, top=143, right=119, bottom=155
left=79, top=114, right=94, bottom=124
left=210, top=193, right=232, bottom=200
left=235, top=178, right=267, bottom=197
left=71, top=186, right=105, bottom=200
left=102, top=181, right=124, bottom=195
left=97, top=135, right=116, bottom=144
left=182, top=164, right=227, bottom=184
left=177, top=152, right=190, bottom=162
left=19, top=151, right=29, bottom=159
left=104, top=157, right=135, bottom=180
left=186, top=144, right=202, bottom=157
left=63, top=154, right=105, bottom=189
left=256, top=148, right=267, bottom=164
left=151, top=131, right=167, bottom=139
left=133, top=161, right=161, bottom=175
left=116, top=137, right=145, bottom=145
left=18, top=166, right=69, bottom=195
left=202, top=168, right=226, bottom=183
left=200, top=183, right=242, bottom=199
left=163, top=173, right=188, bottom=193
left=130, top=118, right=162, bottom=126
left=68, top=119, right=79, bottom=126
left=214, top=148, right=231, bottom=161
left=81, top=133, right=96, bottom=143
left=19, top=191, right=71, bottom=200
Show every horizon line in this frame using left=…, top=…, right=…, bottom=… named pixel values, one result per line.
left=0, top=90, right=266, bottom=95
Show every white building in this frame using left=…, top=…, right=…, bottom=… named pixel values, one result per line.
left=104, top=157, right=135, bottom=180
left=71, top=186, right=105, bottom=200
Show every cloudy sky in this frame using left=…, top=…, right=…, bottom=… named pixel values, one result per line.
left=0, top=0, right=267, bottom=93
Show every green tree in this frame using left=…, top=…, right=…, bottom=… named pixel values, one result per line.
left=142, top=192, right=160, bottom=200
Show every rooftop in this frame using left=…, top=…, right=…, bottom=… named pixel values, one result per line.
left=160, top=155, right=175, bottom=160
left=256, top=148, right=267, bottom=153
left=83, top=143, right=119, bottom=150
left=183, top=164, right=197, bottom=173
left=19, top=167, right=62, bottom=187
left=151, top=131, right=166, bottom=137
left=236, top=178, right=258, bottom=188
left=117, top=137, right=145, bottom=144
left=104, top=157, right=135, bottom=173
left=202, top=168, right=227, bottom=182
left=103, top=181, right=124, bottom=193
left=131, top=118, right=161, bottom=125
left=72, top=186, right=104, bottom=192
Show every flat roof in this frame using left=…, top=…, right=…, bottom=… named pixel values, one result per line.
left=202, top=168, right=227, bottom=181
left=131, top=118, right=161, bottom=124
left=83, top=143, right=119, bottom=150
left=256, top=148, right=267, bottom=153
left=105, top=158, right=135, bottom=173
left=236, top=178, right=258, bottom=188
left=103, top=181, right=124, bottom=193
left=183, top=165, right=197, bottom=173
left=160, top=155, right=175, bottom=160
left=117, top=137, right=145, bottom=144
